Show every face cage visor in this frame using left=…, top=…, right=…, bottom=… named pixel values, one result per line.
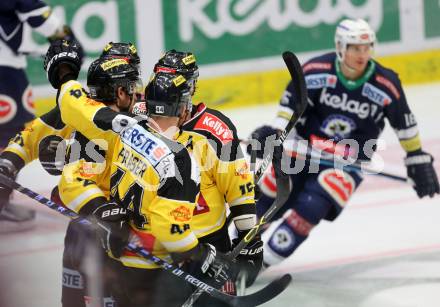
left=88, top=79, right=139, bottom=103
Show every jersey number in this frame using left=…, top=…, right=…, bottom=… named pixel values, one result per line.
left=110, top=167, right=147, bottom=228
left=239, top=182, right=254, bottom=195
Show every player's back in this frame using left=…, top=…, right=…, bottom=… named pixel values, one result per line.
left=179, top=103, right=255, bottom=240
left=58, top=80, right=201, bottom=268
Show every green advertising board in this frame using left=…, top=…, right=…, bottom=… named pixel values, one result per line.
left=26, top=0, right=137, bottom=85
left=162, top=0, right=400, bottom=64
left=25, top=0, right=440, bottom=114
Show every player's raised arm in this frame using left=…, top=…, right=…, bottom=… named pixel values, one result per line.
left=43, top=39, right=138, bottom=144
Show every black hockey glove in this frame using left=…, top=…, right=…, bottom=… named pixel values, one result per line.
left=247, top=125, right=280, bottom=159
left=405, top=150, right=440, bottom=198
left=198, top=243, right=237, bottom=288
left=48, top=25, right=84, bottom=62
left=92, top=202, right=130, bottom=258
left=44, top=39, right=83, bottom=89
left=232, top=232, right=263, bottom=287
left=0, top=158, right=19, bottom=210
left=38, top=135, right=66, bottom=176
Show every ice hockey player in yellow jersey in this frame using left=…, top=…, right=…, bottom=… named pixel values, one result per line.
left=151, top=50, right=264, bottom=306
left=44, top=39, right=239, bottom=306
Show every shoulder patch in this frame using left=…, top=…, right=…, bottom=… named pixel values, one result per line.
left=362, top=83, right=392, bottom=106
left=303, top=62, right=332, bottom=73
left=306, top=74, right=337, bottom=89
left=193, top=112, right=234, bottom=144
left=375, top=75, right=401, bottom=100
left=120, top=124, right=172, bottom=166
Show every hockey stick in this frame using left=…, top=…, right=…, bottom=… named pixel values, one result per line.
left=182, top=51, right=308, bottom=306
left=253, top=51, right=308, bottom=184
left=0, top=173, right=291, bottom=307
left=287, top=145, right=409, bottom=183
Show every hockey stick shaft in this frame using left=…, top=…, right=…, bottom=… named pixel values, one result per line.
left=253, top=51, right=308, bottom=184
left=0, top=173, right=290, bottom=307
left=231, top=51, right=307, bottom=256
left=289, top=145, right=409, bottom=183
left=183, top=51, right=307, bottom=307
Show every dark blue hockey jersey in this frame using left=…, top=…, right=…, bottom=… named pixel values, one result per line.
left=273, top=52, right=421, bottom=161
left=0, top=0, right=60, bottom=54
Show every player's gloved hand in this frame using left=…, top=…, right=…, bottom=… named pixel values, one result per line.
left=48, top=25, right=84, bottom=63
left=198, top=243, right=237, bottom=288
left=232, top=232, right=263, bottom=287
left=92, top=202, right=130, bottom=258
left=0, top=159, right=18, bottom=210
left=405, top=150, right=440, bottom=198
left=38, top=135, right=66, bottom=176
left=247, top=125, right=279, bottom=159
left=43, top=39, right=83, bottom=89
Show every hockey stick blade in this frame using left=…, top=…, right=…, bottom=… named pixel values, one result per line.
left=227, top=273, right=292, bottom=307
left=0, top=173, right=291, bottom=307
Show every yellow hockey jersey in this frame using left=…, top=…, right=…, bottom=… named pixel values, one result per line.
left=57, top=80, right=200, bottom=269
left=1, top=106, right=73, bottom=174
left=179, top=103, right=256, bottom=238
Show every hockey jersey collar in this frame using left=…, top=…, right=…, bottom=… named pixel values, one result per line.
left=335, top=58, right=376, bottom=90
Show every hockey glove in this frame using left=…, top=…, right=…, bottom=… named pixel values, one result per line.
left=48, top=25, right=84, bottom=63
left=405, top=150, right=440, bottom=198
left=44, top=39, right=83, bottom=89
left=38, top=135, right=66, bottom=176
left=247, top=125, right=280, bottom=159
left=0, top=158, right=19, bottom=210
left=92, top=202, right=130, bottom=259
left=232, top=232, right=263, bottom=287
left=198, top=243, right=237, bottom=288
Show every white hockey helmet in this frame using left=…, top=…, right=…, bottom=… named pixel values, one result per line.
left=335, top=19, right=376, bottom=61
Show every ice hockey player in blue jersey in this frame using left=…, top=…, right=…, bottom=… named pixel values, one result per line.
left=250, top=18, right=440, bottom=266
left=0, top=0, right=82, bottom=232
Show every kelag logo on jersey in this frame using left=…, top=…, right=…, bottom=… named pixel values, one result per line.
left=306, top=74, right=337, bottom=89
left=319, top=88, right=372, bottom=119
left=121, top=125, right=170, bottom=165
left=362, top=83, right=392, bottom=106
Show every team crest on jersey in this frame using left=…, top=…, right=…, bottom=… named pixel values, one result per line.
left=320, top=114, right=356, bottom=140
left=306, top=74, right=337, bottom=89
left=234, top=161, right=250, bottom=179
left=0, top=94, right=17, bottom=124
left=194, top=113, right=233, bottom=144
left=169, top=206, right=191, bottom=222
left=362, top=83, right=392, bottom=106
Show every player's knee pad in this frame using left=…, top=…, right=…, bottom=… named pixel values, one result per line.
left=262, top=209, right=315, bottom=266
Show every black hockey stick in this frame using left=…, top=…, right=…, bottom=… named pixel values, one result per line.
left=0, top=173, right=291, bottom=307
left=286, top=145, right=408, bottom=183
left=182, top=51, right=308, bottom=306
left=253, top=51, right=308, bottom=184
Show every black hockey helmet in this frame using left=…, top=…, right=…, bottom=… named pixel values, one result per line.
left=101, top=42, right=140, bottom=66
left=145, top=72, right=191, bottom=117
left=101, top=42, right=144, bottom=100
left=87, top=57, right=139, bottom=103
left=153, top=49, right=199, bottom=93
